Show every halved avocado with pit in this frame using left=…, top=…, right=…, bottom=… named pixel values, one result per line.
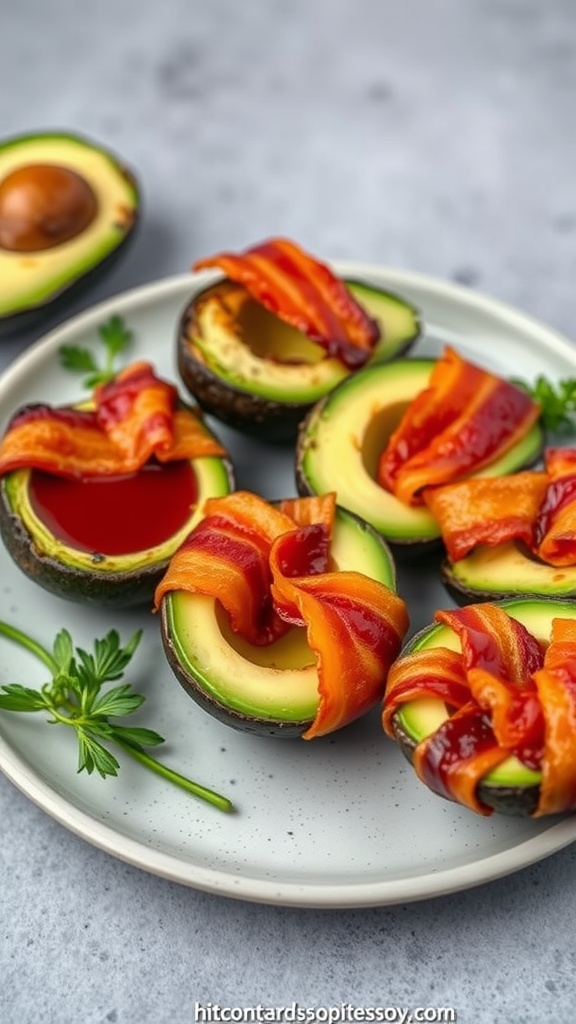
left=160, top=505, right=398, bottom=737
left=0, top=131, right=139, bottom=333
left=177, top=277, right=421, bottom=441
left=388, top=597, right=576, bottom=816
left=0, top=447, right=234, bottom=608
left=296, top=359, right=544, bottom=551
left=441, top=541, right=576, bottom=605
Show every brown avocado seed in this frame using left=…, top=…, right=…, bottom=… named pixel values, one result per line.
left=0, top=163, right=98, bottom=252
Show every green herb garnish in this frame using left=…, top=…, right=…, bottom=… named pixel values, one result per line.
left=514, top=376, right=576, bottom=434
left=0, top=621, right=234, bottom=813
left=59, top=314, right=133, bottom=389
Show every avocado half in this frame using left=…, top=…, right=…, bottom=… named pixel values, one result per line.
left=388, top=597, right=576, bottom=816
left=0, top=448, right=234, bottom=608
left=160, top=505, right=399, bottom=738
left=296, top=359, right=544, bottom=551
left=441, top=542, right=576, bottom=605
left=0, top=131, right=140, bottom=333
left=177, top=277, right=421, bottom=441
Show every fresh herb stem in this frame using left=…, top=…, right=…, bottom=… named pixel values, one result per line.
left=0, top=621, right=234, bottom=813
left=112, top=735, right=234, bottom=813
left=0, top=620, right=58, bottom=672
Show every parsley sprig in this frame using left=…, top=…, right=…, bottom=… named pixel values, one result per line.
left=0, top=622, right=234, bottom=813
left=59, top=314, right=133, bottom=389
left=514, top=375, right=576, bottom=434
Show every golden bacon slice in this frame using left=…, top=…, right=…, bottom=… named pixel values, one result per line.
left=378, top=347, right=540, bottom=506
left=193, top=237, right=380, bottom=368
left=0, top=361, right=225, bottom=479
left=383, top=603, right=576, bottom=817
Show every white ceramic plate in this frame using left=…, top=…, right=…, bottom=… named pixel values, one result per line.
left=1, top=265, right=576, bottom=909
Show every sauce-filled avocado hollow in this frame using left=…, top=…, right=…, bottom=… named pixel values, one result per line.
left=0, top=363, right=234, bottom=607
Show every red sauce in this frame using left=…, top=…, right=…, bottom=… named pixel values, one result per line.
left=28, top=460, right=198, bottom=556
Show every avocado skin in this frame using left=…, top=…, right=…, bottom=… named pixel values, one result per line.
left=177, top=278, right=421, bottom=443
left=0, top=457, right=235, bottom=608
left=0, top=228, right=137, bottom=337
left=0, top=130, right=140, bottom=334
left=177, top=311, right=308, bottom=443
left=389, top=713, right=540, bottom=817
left=159, top=601, right=312, bottom=738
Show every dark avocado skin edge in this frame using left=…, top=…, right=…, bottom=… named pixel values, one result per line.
left=177, top=308, right=308, bottom=444
left=159, top=601, right=312, bottom=739
left=176, top=283, right=420, bottom=444
left=0, top=457, right=235, bottom=609
left=389, top=714, right=540, bottom=817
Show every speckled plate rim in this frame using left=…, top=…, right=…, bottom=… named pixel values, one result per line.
left=2, top=266, right=576, bottom=909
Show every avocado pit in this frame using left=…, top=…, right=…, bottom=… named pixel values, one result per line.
left=0, top=163, right=98, bottom=252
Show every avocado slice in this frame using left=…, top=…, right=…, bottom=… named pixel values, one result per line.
left=388, top=597, right=576, bottom=816
left=160, top=505, right=399, bottom=737
left=0, top=452, right=234, bottom=608
left=441, top=541, right=576, bottom=605
left=296, top=359, right=545, bottom=550
left=0, top=131, right=139, bottom=332
left=177, top=277, right=421, bottom=441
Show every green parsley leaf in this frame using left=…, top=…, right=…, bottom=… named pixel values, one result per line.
left=513, top=375, right=576, bottom=434
left=58, top=314, right=134, bottom=389
left=0, top=622, right=234, bottom=812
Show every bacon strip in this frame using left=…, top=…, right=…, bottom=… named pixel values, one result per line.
left=532, top=618, right=576, bottom=816
left=193, top=237, right=380, bottom=369
left=377, top=347, right=540, bottom=506
left=422, top=472, right=549, bottom=562
left=0, top=361, right=225, bottom=480
left=383, top=604, right=553, bottom=816
left=155, top=490, right=409, bottom=738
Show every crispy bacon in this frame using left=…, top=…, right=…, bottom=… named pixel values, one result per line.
left=193, top=237, right=380, bottom=369
left=532, top=618, right=576, bottom=816
left=377, top=347, right=540, bottom=506
left=422, top=472, right=549, bottom=562
left=420, top=445, right=576, bottom=567
left=155, top=490, right=409, bottom=739
left=0, top=361, right=225, bottom=480
left=382, top=604, right=573, bottom=816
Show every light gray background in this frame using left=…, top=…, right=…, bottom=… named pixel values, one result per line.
left=1, top=2, right=576, bottom=1022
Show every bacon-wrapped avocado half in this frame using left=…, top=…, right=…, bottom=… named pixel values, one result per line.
left=155, top=490, right=409, bottom=738
left=296, top=346, right=544, bottom=552
left=424, top=448, right=576, bottom=603
left=383, top=599, right=576, bottom=818
left=0, top=361, right=234, bottom=606
left=178, top=237, right=421, bottom=441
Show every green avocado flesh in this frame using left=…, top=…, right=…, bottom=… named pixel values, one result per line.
left=394, top=597, right=576, bottom=797
left=296, top=359, right=544, bottom=546
left=0, top=455, right=233, bottom=607
left=0, top=132, right=139, bottom=323
left=443, top=541, right=576, bottom=603
left=179, top=278, right=420, bottom=405
left=161, top=506, right=397, bottom=733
